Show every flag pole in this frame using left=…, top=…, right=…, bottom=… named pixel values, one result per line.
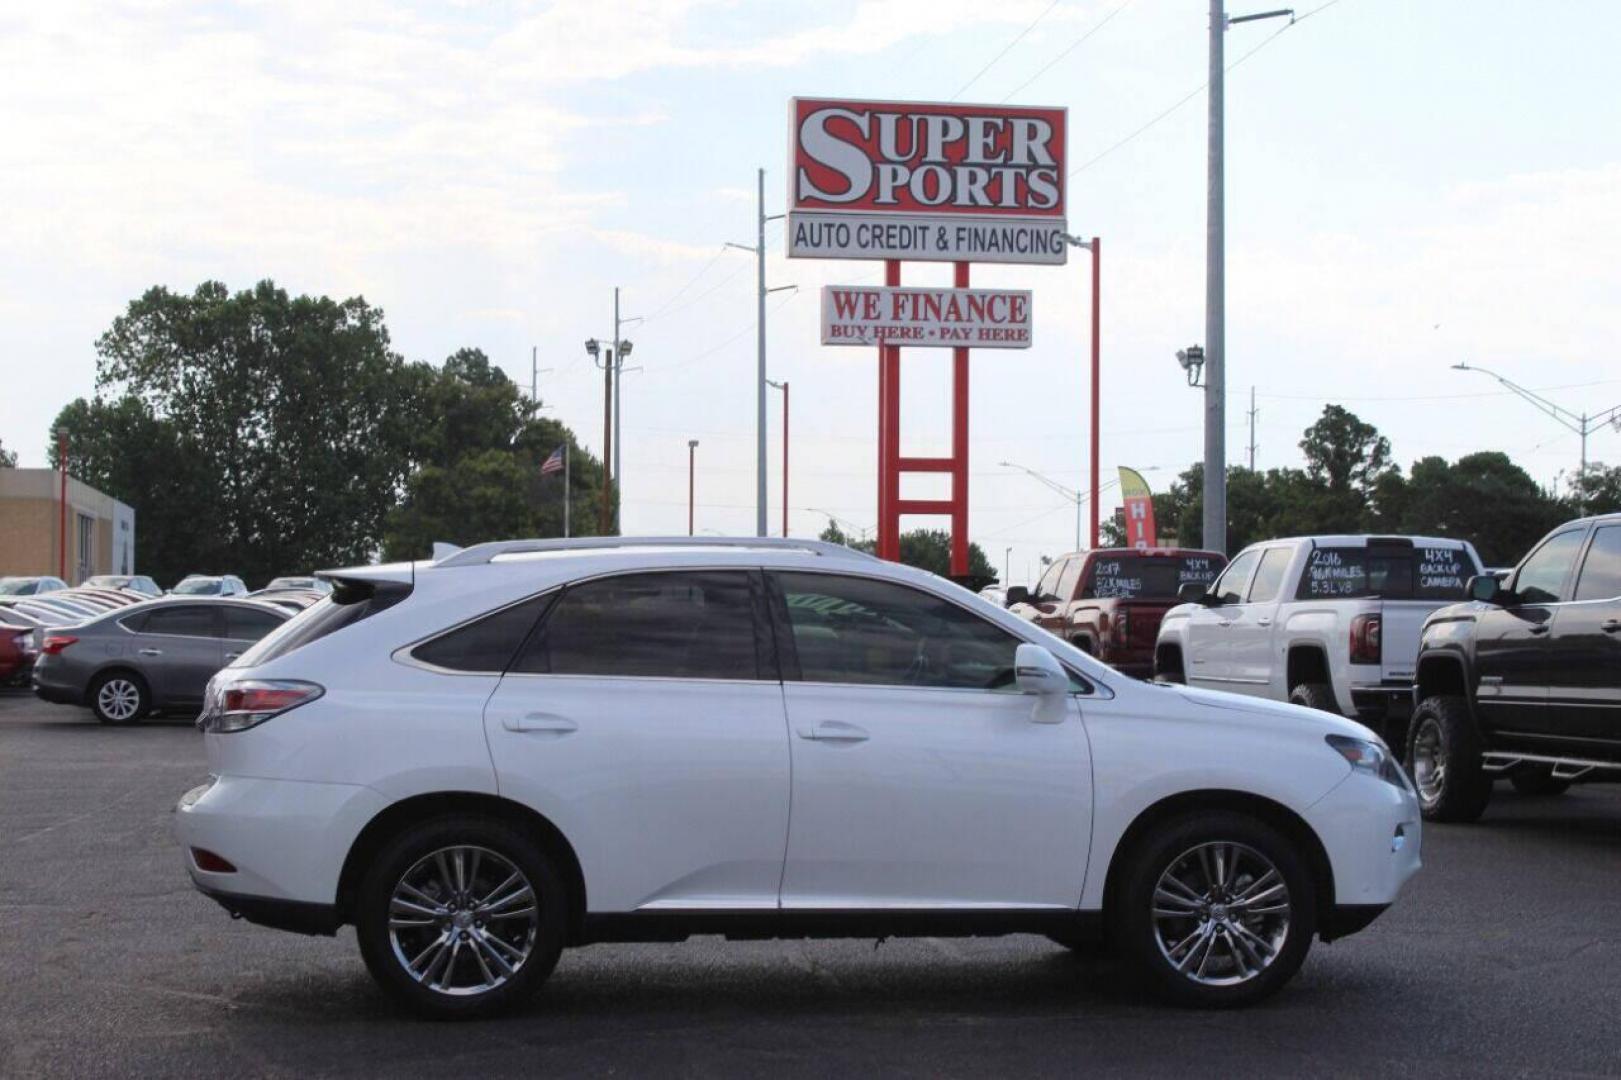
left=563, top=443, right=571, bottom=539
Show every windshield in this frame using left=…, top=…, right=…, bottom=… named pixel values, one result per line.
left=172, top=578, right=219, bottom=595
left=0, top=578, right=38, bottom=595
left=1082, top=555, right=1223, bottom=600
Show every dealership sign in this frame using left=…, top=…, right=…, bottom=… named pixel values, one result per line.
left=788, top=98, right=1068, bottom=264
left=822, top=285, right=1032, bottom=348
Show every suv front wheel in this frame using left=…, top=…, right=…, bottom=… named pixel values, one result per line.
left=1114, top=811, right=1316, bottom=1007
left=356, top=815, right=568, bottom=1019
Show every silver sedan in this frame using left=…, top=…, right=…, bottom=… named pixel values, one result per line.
left=30, top=597, right=291, bottom=724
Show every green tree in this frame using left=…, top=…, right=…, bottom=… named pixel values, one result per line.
left=1387, top=452, right=1567, bottom=565
left=1568, top=461, right=1621, bottom=516
left=817, top=523, right=994, bottom=582
left=0, top=438, right=16, bottom=467
left=50, top=396, right=226, bottom=586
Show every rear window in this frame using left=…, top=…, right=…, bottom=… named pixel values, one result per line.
left=411, top=593, right=555, bottom=673
left=231, top=578, right=411, bottom=667
left=1083, top=555, right=1224, bottom=600
left=1296, top=545, right=1477, bottom=601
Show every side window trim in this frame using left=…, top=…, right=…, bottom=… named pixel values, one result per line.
left=1572, top=524, right=1621, bottom=603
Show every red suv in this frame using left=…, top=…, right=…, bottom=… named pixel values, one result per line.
left=1008, top=548, right=1226, bottom=678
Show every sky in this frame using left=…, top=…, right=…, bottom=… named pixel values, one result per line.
left=3, top=0, right=1619, bottom=585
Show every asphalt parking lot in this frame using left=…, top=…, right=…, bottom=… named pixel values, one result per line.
left=2, top=688, right=1619, bottom=1079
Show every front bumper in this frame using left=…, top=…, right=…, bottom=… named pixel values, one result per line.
left=1304, top=768, right=1422, bottom=930
left=174, top=773, right=387, bottom=914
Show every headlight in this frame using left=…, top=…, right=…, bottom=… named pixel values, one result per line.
left=1325, top=734, right=1412, bottom=792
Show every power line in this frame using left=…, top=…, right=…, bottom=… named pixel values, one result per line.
left=1069, top=0, right=1344, bottom=178
left=1000, top=0, right=1139, bottom=102
left=952, top=0, right=1063, bottom=100
left=640, top=247, right=727, bottom=322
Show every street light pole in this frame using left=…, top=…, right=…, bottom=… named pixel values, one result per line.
left=1004, top=546, right=1012, bottom=586
left=687, top=440, right=699, bottom=536
left=1206, top=3, right=1294, bottom=556
left=768, top=379, right=789, bottom=536
left=55, top=427, right=68, bottom=581
left=1452, top=362, right=1621, bottom=478
left=1063, top=234, right=1102, bottom=548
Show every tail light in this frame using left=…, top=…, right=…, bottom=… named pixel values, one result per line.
left=1350, top=613, right=1382, bottom=665
left=1113, top=608, right=1131, bottom=643
left=41, top=635, right=78, bottom=655
left=198, top=678, right=324, bottom=733
left=10, top=629, right=36, bottom=656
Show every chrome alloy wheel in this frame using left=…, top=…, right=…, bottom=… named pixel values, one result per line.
left=387, top=845, right=539, bottom=997
left=1410, top=717, right=1447, bottom=807
left=97, top=678, right=141, bottom=722
left=1151, top=841, right=1291, bottom=986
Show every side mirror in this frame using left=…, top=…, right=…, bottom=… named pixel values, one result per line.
left=1015, top=643, right=1070, bottom=723
left=1005, top=585, right=1030, bottom=606
left=1467, top=574, right=1502, bottom=604
left=1177, top=582, right=1209, bottom=605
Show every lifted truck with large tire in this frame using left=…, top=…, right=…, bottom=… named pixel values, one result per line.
left=1155, top=535, right=1482, bottom=747
left=1409, top=513, right=1621, bottom=821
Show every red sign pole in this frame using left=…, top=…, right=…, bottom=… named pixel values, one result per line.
left=950, top=260, right=970, bottom=578
left=1089, top=237, right=1101, bottom=549
left=878, top=259, right=902, bottom=562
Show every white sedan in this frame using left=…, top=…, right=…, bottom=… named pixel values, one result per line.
left=175, top=537, right=1420, bottom=1018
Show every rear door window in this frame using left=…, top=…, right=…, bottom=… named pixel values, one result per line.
left=141, top=605, right=220, bottom=638
left=511, top=571, right=767, bottom=680
left=1574, top=525, right=1621, bottom=602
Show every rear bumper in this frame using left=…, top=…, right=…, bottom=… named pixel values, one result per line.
left=1350, top=682, right=1414, bottom=730
left=30, top=670, right=81, bottom=705
left=197, top=886, right=341, bottom=936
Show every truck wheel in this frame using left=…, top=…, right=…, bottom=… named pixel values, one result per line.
left=1154, top=646, right=1185, bottom=685
left=1406, top=695, right=1491, bottom=823
left=1287, top=683, right=1338, bottom=715
left=1509, top=766, right=1570, bottom=797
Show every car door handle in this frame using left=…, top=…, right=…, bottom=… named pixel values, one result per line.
left=224, top=651, right=242, bottom=660
left=502, top=713, right=578, bottom=735
left=1602, top=619, right=1621, bottom=633
left=796, top=721, right=869, bottom=743
left=1527, top=625, right=1550, bottom=636
left=1256, top=618, right=1273, bottom=627
left=138, top=648, right=163, bottom=657
left=1217, top=620, right=1232, bottom=628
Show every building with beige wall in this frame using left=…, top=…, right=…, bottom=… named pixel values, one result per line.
left=0, top=469, right=135, bottom=585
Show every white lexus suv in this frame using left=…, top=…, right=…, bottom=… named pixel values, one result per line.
left=175, top=537, right=1421, bottom=1018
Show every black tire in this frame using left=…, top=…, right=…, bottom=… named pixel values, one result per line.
left=1510, top=765, right=1570, bottom=797
left=1072, top=636, right=1095, bottom=656
left=1154, top=647, right=1185, bottom=685
left=355, top=815, right=568, bottom=1019
left=1287, top=682, right=1339, bottom=715
left=90, top=670, right=149, bottom=725
left=1406, top=695, right=1492, bottom=823
left=1114, top=811, right=1316, bottom=1008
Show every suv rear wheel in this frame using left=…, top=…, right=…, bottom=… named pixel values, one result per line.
left=1114, top=811, right=1315, bottom=1007
left=356, top=815, right=568, bottom=1019
left=1407, top=695, right=1492, bottom=822
left=1287, top=682, right=1337, bottom=715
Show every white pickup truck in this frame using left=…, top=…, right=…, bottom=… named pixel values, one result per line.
left=1153, top=534, right=1483, bottom=746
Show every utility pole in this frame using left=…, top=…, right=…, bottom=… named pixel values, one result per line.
left=601, top=346, right=614, bottom=535
left=1246, top=385, right=1258, bottom=471
left=1206, top=3, right=1294, bottom=554
left=768, top=379, right=789, bottom=536
left=726, top=168, right=792, bottom=538
left=688, top=440, right=699, bottom=536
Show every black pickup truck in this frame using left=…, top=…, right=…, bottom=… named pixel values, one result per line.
left=1408, top=513, right=1621, bottom=821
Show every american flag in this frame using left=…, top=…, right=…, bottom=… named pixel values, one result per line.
left=540, top=446, right=565, bottom=476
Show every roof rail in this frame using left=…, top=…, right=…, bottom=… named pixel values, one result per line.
left=432, top=536, right=880, bottom=569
